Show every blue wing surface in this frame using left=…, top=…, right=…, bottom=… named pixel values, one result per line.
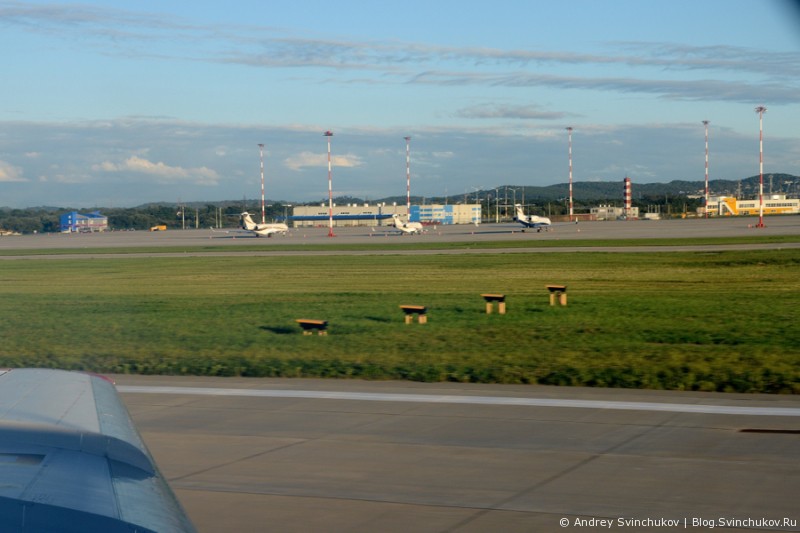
left=0, top=368, right=196, bottom=533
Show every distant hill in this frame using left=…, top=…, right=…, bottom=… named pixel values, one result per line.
left=2, top=174, right=797, bottom=214
left=374, top=173, right=800, bottom=206
left=483, top=174, right=800, bottom=203
left=119, top=173, right=797, bottom=209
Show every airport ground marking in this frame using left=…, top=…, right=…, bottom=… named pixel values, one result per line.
left=118, top=386, right=800, bottom=416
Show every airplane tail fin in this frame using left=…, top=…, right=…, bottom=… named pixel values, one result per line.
left=240, top=212, right=256, bottom=230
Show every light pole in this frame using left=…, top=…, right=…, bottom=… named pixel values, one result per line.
left=566, top=127, right=574, bottom=222
left=324, top=130, right=335, bottom=237
left=258, top=143, right=266, bottom=224
left=702, top=121, right=709, bottom=219
left=404, top=136, right=411, bottom=219
left=471, top=186, right=482, bottom=223
left=471, top=186, right=482, bottom=204
left=754, top=106, right=767, bottom=228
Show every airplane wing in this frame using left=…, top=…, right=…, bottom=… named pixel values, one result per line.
left=518, top=219, right=546, bottom=228
left=518, top=219, right=577, bottom=231
left=209, top=227, right=265, bottom=237
left=210, top=227, right=249, bottom=234
left=0, top=368, right=196, bottom=533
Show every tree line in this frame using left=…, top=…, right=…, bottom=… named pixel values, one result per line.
left=0, top=202, right=292, bottom=234
left=1, top=195, right=706, bottom=234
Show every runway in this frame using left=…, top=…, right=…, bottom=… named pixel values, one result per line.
left=2, top=216, right=800, bottom=248
left=1, top=215, right=799, bottom=257
left=116, top=375, right=800, bottom=533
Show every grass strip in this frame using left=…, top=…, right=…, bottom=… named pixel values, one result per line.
left=0, top=233, right=798, bottom=256
left=0, top=250, right=798, bottom=392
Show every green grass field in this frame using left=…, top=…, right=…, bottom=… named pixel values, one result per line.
left=1, top=249, right=798, bottom=392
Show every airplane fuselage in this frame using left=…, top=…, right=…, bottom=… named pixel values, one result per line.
left=391, top=214, right=423, bottom=235
left=240, top=212, right=288, bottom=237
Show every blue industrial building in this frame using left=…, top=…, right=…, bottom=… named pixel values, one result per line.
left=411, top=204, right=480, bottom=225
left=59, top=211, right=108, bottom=233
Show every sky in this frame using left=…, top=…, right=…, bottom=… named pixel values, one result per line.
left=1, top=0, right=799, bottom=208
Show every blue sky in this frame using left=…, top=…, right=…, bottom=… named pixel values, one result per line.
left=1, top=0, right=799, bottom=207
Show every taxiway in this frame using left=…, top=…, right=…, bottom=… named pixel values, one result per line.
left=117, top=375, right=800, bottom=533
left=1, top=215, right=799, bottom=257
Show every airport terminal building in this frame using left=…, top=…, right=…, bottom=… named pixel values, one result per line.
left=290, top=204, right=481, bottom=227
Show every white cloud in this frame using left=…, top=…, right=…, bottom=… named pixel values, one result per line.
left=94, top=161, right=119, bottom=172
left=0, top=160, right=26, bottom=182
left=284, top=151, right=364, bottom=171
left=48, top=173, right=92, bottom=184
left=92, top=155, right=219, bottom=185
left=456, top=104, right=567, bottom=121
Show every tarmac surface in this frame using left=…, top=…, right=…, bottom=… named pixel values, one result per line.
left=1, top=215, right=800, bottom=253
left=6, top=216, right=800, bottom=531
left=115, top=375, right=800, bottom=533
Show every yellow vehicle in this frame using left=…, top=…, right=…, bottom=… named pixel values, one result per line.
left=149, top=225, right=167, bottom=231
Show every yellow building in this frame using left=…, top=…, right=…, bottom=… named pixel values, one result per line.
left=703, top=195, right=800, bottom=216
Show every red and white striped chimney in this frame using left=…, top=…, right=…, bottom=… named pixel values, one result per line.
left=623, top=176, right=632, bottom=219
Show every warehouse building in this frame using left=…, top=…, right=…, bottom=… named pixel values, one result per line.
left=290, top=204, right=401, bottom=228
left=702, top=195, right=800, bottom=217
left=590, top=205, right=639, bottom=220
left=412, top=204, right=481, bottom=225
left=290, top=203, right=480, bottom=227
left=59, top=211, right=108, bottom=233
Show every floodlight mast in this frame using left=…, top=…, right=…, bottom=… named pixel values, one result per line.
left=755, top=106, right=767, bottom=228
left=566, top=127, right=574, bottom=222
left=324, top=130, right=335, bottom=237
left=702, top=121, right=709, bottom=219
left=404, top=136, right=411, bottom=218
left=258, top=143, right=266, bottom=224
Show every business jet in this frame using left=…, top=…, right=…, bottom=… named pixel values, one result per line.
left=239, top=212, right=289, bottom=237
left=514, top=204, right=578, bottom=232
left=514, top=204, right=554, bottom=232
left=391, top=213, right=424, bottom=235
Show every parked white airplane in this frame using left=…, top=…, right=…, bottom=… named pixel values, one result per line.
left=514, top=204, right=553, bottom=232
left=239, top=212, right=289, bottom=237
left=391, top=214, right=424, bottom=235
